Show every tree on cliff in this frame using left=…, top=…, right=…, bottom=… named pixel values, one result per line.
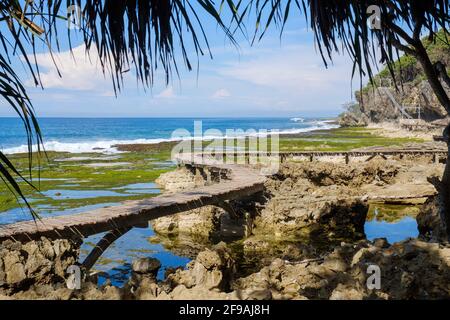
left=238, top=0, right=450, bottom=239
left=0, top=0, right=233, bottom=217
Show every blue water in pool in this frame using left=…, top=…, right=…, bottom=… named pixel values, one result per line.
left=365, top=216, right=419, bottom=244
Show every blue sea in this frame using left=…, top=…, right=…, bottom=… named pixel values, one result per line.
left=0, top=117, right=337, bottom=154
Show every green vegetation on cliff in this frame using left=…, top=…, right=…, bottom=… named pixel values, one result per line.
left=358, top=30, right=450, bottom=97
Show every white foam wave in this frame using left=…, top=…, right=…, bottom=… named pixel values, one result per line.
left=2, top=122, right=339, bottom=155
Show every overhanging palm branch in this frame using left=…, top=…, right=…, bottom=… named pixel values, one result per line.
left=238, top=1, right=450, bottom=87
left=0, top=0, right=234, bottom=217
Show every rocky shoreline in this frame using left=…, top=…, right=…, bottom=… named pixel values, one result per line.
left=1, top=147, right=449, bottom=299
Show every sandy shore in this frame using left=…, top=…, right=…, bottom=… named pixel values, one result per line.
left=367, top=121, right=443, bottom=141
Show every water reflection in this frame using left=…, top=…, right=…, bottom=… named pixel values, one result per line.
left=80, top=227, right=191, bottom=287
left=364, top=203, right=419, bottom=243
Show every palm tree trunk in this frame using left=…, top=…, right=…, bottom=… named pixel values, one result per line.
left=440, top=138, right=450, bottom=239
left=415, top=41, right=450, bottom=240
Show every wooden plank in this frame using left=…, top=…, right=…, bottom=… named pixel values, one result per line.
left=0, top=157, right=265, bottom=242
left=1, top=149, right=443, bottom=243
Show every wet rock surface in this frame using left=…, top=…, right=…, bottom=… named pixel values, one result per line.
left=2, top=237, right=450, bottom=300
left=255, top=160, right=400, bottom=240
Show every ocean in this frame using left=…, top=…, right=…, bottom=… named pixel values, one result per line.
left=0, top=117, right=337, bottom=154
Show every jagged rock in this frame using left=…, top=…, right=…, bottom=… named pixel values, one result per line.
left=164, top=242, right=235, bottom=294
left=0, top=237, right=80, bottom=293
left=133, top=277, right=160, bottom=300
left=329, top=284, right=365, bottom=300
left=77, top=282, right=123, bottom=300
left=357, top=80, right=448, bottom=123
left=5, top=263, right=26, bottom=285
left=155, top=167, right=205, bottom=192
left=417, top=195, right=448, bottom=242
left=339, top=112, right=369, bottom=127
left=372, top=238, right=390, bottom=249
left=151, top=206, right=223, bottom=238
left=132, top=258, right=161, bottom=275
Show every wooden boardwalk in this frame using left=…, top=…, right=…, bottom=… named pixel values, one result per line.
left=0, top=154, right=265, bottom=243
left=211, top=149, right=447, bottom=160
left=0, top=148, right=446, bottom=243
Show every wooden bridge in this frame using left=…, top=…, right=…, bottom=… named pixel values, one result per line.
left=0, top=149, right=446, bottom=270
left=0, top=154, right=265, bottom=270
left=208, top=149, right=447, bottom=164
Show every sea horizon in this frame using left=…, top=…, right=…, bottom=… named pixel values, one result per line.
left=0, top=117, right=339, bottom=154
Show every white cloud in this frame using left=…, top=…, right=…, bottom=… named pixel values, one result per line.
left=212, top=88, right=231, bottom=99
left=156, top=87, right=176, bottom=99
left=23, top=44, right=116, bottom=93
left=218, top=45, right=355, bottom=93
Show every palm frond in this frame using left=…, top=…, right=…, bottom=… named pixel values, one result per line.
left=238, top=1, right=450, bottom=85
left=0, top=0, right=234, bottom=217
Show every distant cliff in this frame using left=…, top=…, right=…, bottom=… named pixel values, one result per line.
left=340, top=31, right=450, bottom=126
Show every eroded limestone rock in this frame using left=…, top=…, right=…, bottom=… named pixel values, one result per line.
left=0, top=237, right=80, bottom=294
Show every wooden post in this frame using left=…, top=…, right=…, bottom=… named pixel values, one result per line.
left=434, top=153, right=439, bottom=164
left=345, top=153, right=349, bottom=165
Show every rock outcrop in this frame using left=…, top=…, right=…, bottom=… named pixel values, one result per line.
left=3, top=237, right=450, bottom=300
left=151, top=206, right=223, bottom=238
left=155, top=167, right=206, bottom=192
left=233, top=238, right=450, bottom=300
left=153, top=167, right=225, bottom=239
left=0, top=237, right=80, bottom=295
left=417, top=195, right=448, bottom=242
left=253, top=160, right=402, bottom=240
left=340, top=31, right=450, bottom=124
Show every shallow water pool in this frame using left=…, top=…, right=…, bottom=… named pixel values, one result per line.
left=81, top=228, right=191, bottom=287
left=364, top=203, right=420, bottom=243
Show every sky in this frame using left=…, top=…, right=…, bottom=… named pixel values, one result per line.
left=0, top=6, right=367, bottom=118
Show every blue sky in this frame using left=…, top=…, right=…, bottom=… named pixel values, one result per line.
left=1, top=6, right=365, bottom=118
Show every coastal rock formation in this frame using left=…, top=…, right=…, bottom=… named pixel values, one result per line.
left=3, top=237, right=450, bottom=300
left=417, top=195, right=448, bottom=242
left=233, top=238, right=450, bottom=299
left=130, top=238, right=450, bottom=300
left=0, top=237, right=80, bottom=295
left=2, top=156, right=449, bottom=300
left=339, top=112, right=369, bottom=127
left=155, top=167, right=206, bottom=192
left=339, top=31, right=450, bottom=124
left=142, top=242, right=239, bottom=300
left=357, top=81, right=448, bottom=123
left=153, top=167, right=226, bottom=240
left=151, top=206, right=223, bottom=238
left=253, top=161, right=401, bottom=239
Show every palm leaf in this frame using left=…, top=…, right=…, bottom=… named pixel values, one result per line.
left=0, top=0, right=234, bottom=218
